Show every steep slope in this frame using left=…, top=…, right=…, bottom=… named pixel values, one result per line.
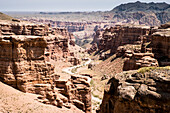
left=0, top=12, right=13, bottom=21
left=0, top=81, right=83, bottom=113
left=111, top=1, right=170, bottom=12
left=109, top=1, right=170, bottom=26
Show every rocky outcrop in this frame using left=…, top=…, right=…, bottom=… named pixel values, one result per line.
left=0, top=35, right=55, bottom=92
left=92, top=30, right=103, bottom=46
left=97, top=67, right=170, bottom=113
left=123, top=52, right=159, bottom=71
left=68, top=57, right=81, bottom=65
left=150, top=30, right=170, bottom=59
left=93, top=23, right=170, bottom=71
left=115, top=43, right=159, bottom=71
left=95, top=25, right=150, bottom=54
left=36, top=74, right=91, bottom=112
left=45, top=35, right=69, bottom=61
left=149, top=22, right=170, bottom=66
left=0, top=21, right=76, bottom=63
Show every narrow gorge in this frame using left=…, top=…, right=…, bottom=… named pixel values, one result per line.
left=0, top=1, right=170, bottom=113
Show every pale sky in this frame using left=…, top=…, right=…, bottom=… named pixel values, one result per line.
left=0, top=0, right=169, bottom=12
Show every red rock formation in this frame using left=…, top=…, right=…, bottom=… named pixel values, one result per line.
left=0, top=21, right=90, bottom=112
left=0, top=35, right=54, bottom=92
left=150, top=30, right=170, bottom=60
left=149, top=22, right=170, bottom=66
left=20, top=19, right=88, bottom=32
left=95, top=25, right=150, bottom=54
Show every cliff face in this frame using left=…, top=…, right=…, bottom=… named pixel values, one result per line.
left=150, top=30, right=170, bottom=59
left=20, top=19, right=88, bottom=32
left=54, top=21, right=86, bottom=32
left=92, top=22, right=170, bottom=71
left=94, top=23, right=170, bottom=113
left=95, top=25, right=150, bottom=54
left=123, top=53, right=159, bottom=71
left=0, top=21, right=76, bottom=61
left=0, top=21, right=91, bottom=113
left=149, top=22, right=170, bottom=66
left=97, top=67, right=170, bottom=113
left=0, top=35, right=54, bottom=91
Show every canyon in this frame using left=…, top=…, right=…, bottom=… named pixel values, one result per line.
left=5, top=1, right=170, bottom=50
left=89, top=17, right=170, bottom=113
left=0, top=20, right=91, bottom=113
left=0, top=1, right=170, bottom=113
left=0, top=14, right=170, bottom=113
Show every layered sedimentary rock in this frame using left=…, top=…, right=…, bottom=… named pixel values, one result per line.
left=45, top=35, right=69, bottom=61
left=20, top=19, right=87, bottom=32
left=97, top=68, right=170, bottom=113
left=0, top=21, right=76, bottom=62
left=149, top=22, right=170, bottom=66
left=96, top=25, right=150, bottom=54
left=150, top=29, right=170, bottom=59
left=0, top=21, right=90, bottom=112
left=116, top=45, right=159, bottom=71
left=123, top=52, right=159, bottom=71
left=36, top=74, right=91, bottom=112
left=0, top=35, right=54, bottom=92
left=92, top=23, right=170, bottom=71
left=92, top=30, right=103, bottom=46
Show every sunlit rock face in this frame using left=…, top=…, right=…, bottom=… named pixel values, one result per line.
left=0, top=21, right=91, bottom=113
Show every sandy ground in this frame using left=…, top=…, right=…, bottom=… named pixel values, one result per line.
left=0, top=81, right=83, bottom=113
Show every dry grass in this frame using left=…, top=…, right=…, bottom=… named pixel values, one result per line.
left=138, top=66, right=170, bottom=74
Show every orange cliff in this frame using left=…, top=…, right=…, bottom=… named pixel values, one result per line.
left=0, top=20, right=91, bottom=113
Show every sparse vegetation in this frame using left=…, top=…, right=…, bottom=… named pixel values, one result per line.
left=137, top=66, right=170, bottom=74
left=90, top=79, right=95, bottom=87
left=71, top=67, right=78, bottom=73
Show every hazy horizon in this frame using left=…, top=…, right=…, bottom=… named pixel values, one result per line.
left=0, top=0, right=170, bottom=12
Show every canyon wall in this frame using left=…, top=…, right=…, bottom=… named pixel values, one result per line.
left=150, top=30, right=170, bottom=59
left=92, top=23, right=170, bottom=71
left=0, top=21, right=91, bottom=113
left=150, top=22, right=170, bottom=66
left=96, top=22, right=170, bottom=113
left=20, top=19, right=100, bottom=33
left=0, top=35, right=54, bottom=91
left=95, top=25, right=150, bottom=54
